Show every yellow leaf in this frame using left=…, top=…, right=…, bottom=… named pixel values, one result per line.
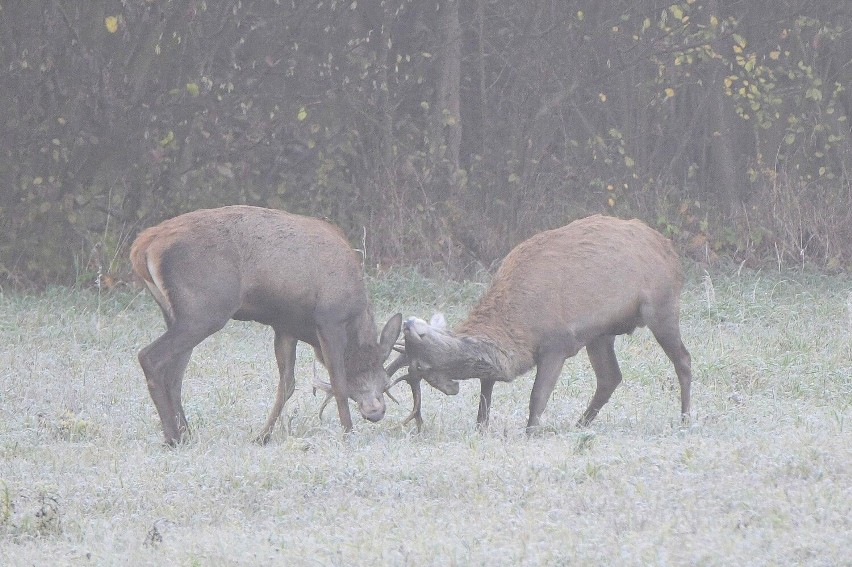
left=577, top=11, right=584, bottom=21
left=664, top=87, right=675, bottom=98
left=598, top=92, right=607, bottom=102
left=105, top=16, right=118, bottom=34
left=710, top=15, right=718, bottom=28
left=733, top=45, right=742, bottom=54
left=185, top=82, right=199, bottom=96
left=670, top=5, right=684, bottom=20
left=769, top=50, right=780, bottom=60
left=607, top=197, right=616, bottom=207
left=723, top=76, right=734, bottom=88
left=33, top=177, right=44, bottom=186
left=297, top=107, right=308, bottom=121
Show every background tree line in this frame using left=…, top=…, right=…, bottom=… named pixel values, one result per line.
left=1, top=0, right=850, bottom=286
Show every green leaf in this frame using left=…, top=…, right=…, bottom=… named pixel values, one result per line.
left=297, top=107, right=308, bottom=121
left=805, top=88, right=822, bottom=101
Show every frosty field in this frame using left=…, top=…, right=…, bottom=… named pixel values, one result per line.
left=1, top=268, right=850, bottom=566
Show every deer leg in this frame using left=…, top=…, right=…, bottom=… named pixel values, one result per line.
left=255, top=331, right=298, bottom=444
left=139, top=319, right=226, bottom=446
left=649, top=320, right=693, bottom=423
left=578, top=335, right=622, bottom=427
left=139, top=285, right=236, bottom=446
left=167, top=349, right=192, bottom=438
left=476, top=378, right=495, bottom=429
left=316, top=323, right=354, bottom=432
left=527, top=350, right=568, bottom=432
left=139, top=333, right=191, bottom=446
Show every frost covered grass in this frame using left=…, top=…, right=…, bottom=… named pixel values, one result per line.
left=1, top=267, right=850, bottom=565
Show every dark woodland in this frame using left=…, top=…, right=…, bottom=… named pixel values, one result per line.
left=1, top=0, right=850, bottom=285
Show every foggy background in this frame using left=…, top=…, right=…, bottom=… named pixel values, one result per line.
left=1, top=0, right=850, bottom=285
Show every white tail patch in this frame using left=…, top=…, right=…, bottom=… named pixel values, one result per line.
left=145, top=256, right=174, bottom=321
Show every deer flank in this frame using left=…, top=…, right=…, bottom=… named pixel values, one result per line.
left=131, top=205, right=401, bottom=445
left=391, top=215, right=692, bottom=431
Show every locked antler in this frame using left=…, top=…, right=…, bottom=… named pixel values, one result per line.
left=386, top=372, right=423, bottom=431
left=314, top=345, right=412, bottom=422
left=384, top=345, right=423, bottom=431
left=312, top=359, right=335, bottom=420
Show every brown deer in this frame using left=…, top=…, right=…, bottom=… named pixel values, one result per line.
left=130, top=205, right=402, bottom=445
left=389, top=215, right=692, bottom=431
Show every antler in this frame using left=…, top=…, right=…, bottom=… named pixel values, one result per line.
left=386, top=372, right=424, bottom=432
left=385, top=347, right=408, bottom=377
left=312, top=360, right=335, bottom=420
left=383, top=345, right=423, bottom=431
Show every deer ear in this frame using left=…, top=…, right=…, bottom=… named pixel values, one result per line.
left=429, top=313, right=447, bottom=330
left=378, top=313, right=403, bottom=361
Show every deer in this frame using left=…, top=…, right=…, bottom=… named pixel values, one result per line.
left=130, top=205, right=402, bottom=446
left=387, top=215, right=692, bottom=432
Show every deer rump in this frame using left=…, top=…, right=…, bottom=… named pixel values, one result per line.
left=131, top=205, right=401, bottom=445
left=387, top=214, right=692, bottom=431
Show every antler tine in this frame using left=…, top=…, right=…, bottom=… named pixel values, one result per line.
left=312, top=361, right=334, bottom=421
left=401, top=376, right=424, bottom=432
left=385, top=372, right=424, bottom=432
left=385, top=351, right=409, bottom=377
left=384, top=388, right=400, bottom=405
left=383, top=351, right=410, bottom=407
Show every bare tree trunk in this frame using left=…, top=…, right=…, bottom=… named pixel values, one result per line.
left=476, top=0, right=488, bottom=161
left=377, top=1, right=395, bottom=181
left=432, top=0, right=462, bottom=172
left=704, top=0, right=749, bottom=215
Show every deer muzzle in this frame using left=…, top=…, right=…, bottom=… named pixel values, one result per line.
left=357, top=395, right=386, bottom=422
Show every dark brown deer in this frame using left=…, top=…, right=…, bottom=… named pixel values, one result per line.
left=130, top=205, right=402, bottom=445
left=390, top=215, right=692, bottom=431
